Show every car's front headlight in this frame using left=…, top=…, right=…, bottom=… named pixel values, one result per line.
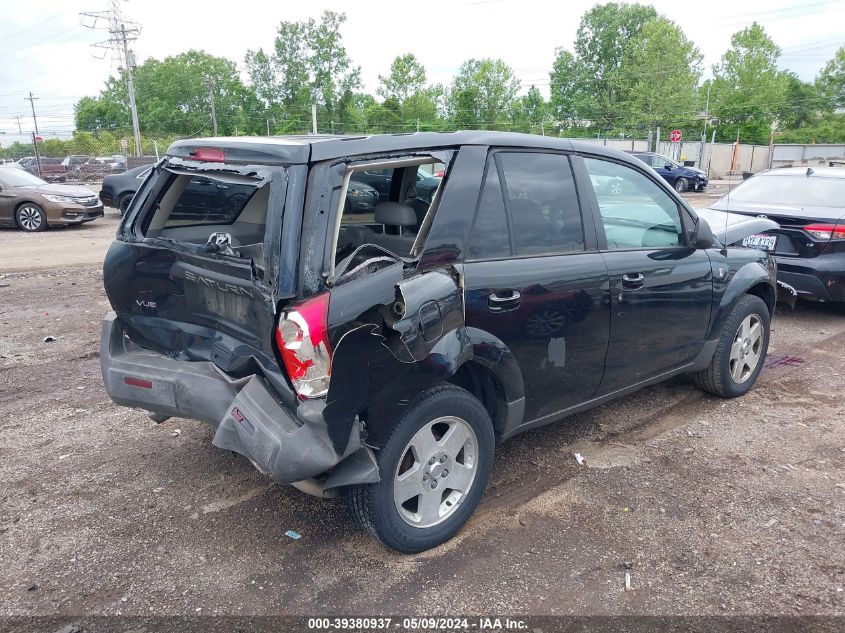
left=43, top=194, right=76, bottom=203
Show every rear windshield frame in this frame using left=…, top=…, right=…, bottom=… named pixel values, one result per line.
left=119, top=157, right=290, bottom=296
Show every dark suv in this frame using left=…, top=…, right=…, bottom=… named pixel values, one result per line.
left=100, top=132, right=777, bottom=552
left=628, top=151, right=708, bottom=193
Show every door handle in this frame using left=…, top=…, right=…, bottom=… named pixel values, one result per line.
left=488, top=290, right=521, bottom=311
left=621, top=272, right=644, bottom=290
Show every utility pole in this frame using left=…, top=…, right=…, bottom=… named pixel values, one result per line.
left=24, top=92, right=41, bottom=178
left=13, top=116, right=23, bottom=134
left=81, top=1, right=142, bottom=156
left=206, top=77, right=218, bottom=136
left=312, top=104, right=317, bottom=135
left=700, top=84, right=711, bottom=167
left=120, top=24, right=142, bottom=156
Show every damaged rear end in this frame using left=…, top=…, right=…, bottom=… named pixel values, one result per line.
left=100, top=142, right=373, bottom=490
left=100, top=139, right=468, bottom=495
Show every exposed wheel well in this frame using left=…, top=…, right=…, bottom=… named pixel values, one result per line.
left=447, top=361, right=508, bottom=437
left=747, top=282, right=775, bottom=316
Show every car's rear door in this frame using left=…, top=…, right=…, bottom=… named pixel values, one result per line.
left=462, top=150, right=610, bottom=423
left=576, top=154, right=713, bottom=394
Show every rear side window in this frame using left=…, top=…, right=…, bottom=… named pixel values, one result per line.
left=467, top=165, right=510, bottom=260
left=498, top=153, right=584, bottom=256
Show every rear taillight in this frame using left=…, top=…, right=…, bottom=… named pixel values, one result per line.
left=804, top=223, right=845, bottom=241
left=275, top=293, right=332, bottom=398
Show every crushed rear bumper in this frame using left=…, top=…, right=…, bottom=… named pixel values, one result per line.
left=100, top=312, right=376, bottom=486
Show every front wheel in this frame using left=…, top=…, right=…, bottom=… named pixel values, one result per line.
left=674, top=177, right=688, bottom=193
left=345, top=384, right=494, bottom=553
left=16, top=203, right=47, bottom=232
left=118, top=194, right=133, bottom=216
left=692, top=294, right=770, bottom=398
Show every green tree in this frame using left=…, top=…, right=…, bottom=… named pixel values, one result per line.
left=816, top=45, right=845, bottom=111
left=378, top=54, right=427, bottom=102
left=776, top=73, right=819, bottom=132
left=245, top=11, right=360, bottom=133
left=376, top=54, right=443, bottom=132
left=709, top=23, right=789, bottom=144
left=511, top=86, right=549, bottom=134
left=75, top=50, right=262, bottom=137
left=573, top=2, right=659, bottom=128
left=447, top=58, right=520, bottom=130
left=549, top=49, right=580, bottom=128
left=621, top=17, right=702, bottom=133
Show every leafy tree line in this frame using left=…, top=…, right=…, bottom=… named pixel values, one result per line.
left=40, top=5, right=845, bottom=152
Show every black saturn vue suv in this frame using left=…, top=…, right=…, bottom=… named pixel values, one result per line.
left=100, top=132, right=777, bottom=552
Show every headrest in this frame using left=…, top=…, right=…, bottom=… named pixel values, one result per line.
left=374, top=202, right=417, bottom=227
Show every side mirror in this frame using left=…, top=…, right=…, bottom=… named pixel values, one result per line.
left=664, top=163, right=674, bottom=170
left=693, top=217, right=716, bottom=249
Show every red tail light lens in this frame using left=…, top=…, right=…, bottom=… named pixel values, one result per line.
left=275, top=293, right=332, bottom=398
left=804, top=223, right=845, bottom=241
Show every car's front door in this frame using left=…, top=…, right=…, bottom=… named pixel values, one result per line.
left=578, top=155, right=713, bottom=394
left=649, top=154, right=680, bottom=186
left=463, top=151, right=610, bottom=423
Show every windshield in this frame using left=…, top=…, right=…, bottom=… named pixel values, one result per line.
left=719, top=174, right=845, bottom=208
left=0, top=168, right=47, bottom=188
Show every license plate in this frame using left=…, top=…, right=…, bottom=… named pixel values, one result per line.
left=742, top=233, right=777, bottom=251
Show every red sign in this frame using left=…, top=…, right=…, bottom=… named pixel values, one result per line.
left=33, top=135, right=43, bottom=143
left=669, top=129, right=682, bottom=143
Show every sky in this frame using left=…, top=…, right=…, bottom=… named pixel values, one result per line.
left=0, top=0, right=843, bottom=146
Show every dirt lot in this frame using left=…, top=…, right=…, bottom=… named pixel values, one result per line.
left=0, top=197, right=843, bottom=619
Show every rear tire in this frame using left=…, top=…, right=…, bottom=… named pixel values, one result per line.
left=674, top=177, right=688, bottom=193
left=345, top=384, right=494, bottom=553
left=16, top=203, right=47, bottom=232
left=693, top=294, right=770, bottom=398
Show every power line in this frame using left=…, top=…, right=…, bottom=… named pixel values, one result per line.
left=80, top=0, right=143, bottom=156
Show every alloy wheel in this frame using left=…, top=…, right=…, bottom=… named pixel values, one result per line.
left=393, top=416, right=478, bottom=528
left=18, top=205, right=43, bottom=231
left=729, top=314, right=763, bottom=383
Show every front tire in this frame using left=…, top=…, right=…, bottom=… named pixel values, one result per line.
left=118, top=194, right=133, bottom=216
left=345, top=384, right=494, bottom=553
left=16, top=203, right=47, bottom=232
left=693, top=294, right=770, bottom=398
left=674, top=177, right=688, bottom=193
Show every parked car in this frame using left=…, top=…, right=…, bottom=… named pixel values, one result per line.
left=100, top=132, right=776, bottom=552
left=62, top=155, right=95, bottom=178
left=0, top=166, right=103, bottom=231
left=344, top=180, right=379, bottom=213
left=706, top=167, right=845, bottom=303
left=17, top=157, right=68, bottom=182
left=100, top=164, right=153, bottom=214
left=627, top=151, right=708, bottom=193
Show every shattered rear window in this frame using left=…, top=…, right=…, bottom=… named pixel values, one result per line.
left=159, top=174, right=259, bottom=228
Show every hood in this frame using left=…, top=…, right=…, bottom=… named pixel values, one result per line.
left=695, top=208, right=779, bottom=245
left=347, top=180, right=378, bottom=194
left=684, top=166, right=706, bottom=177
left=22, top=183, right=98, bottom=198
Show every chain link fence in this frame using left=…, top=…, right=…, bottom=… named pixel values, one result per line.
left=0, top=131, right=181, bottom=185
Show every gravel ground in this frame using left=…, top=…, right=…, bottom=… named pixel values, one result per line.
left=0, top=200, right=844, bottom=619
